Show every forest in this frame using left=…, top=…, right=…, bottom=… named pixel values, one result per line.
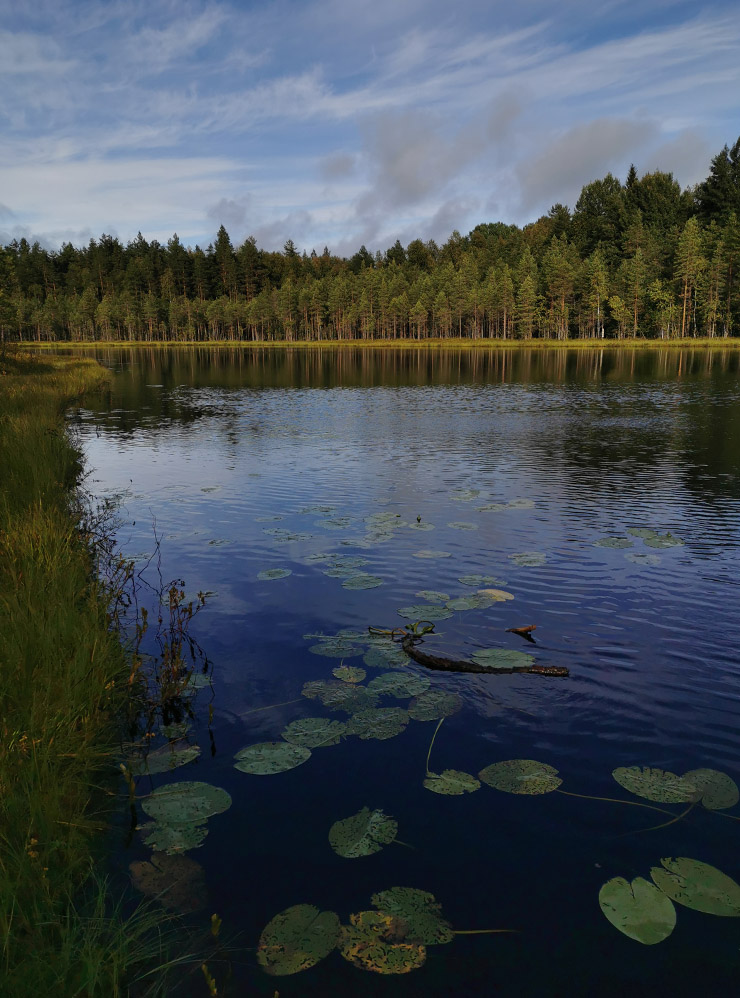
left=1, top=137, right=739, bottom=343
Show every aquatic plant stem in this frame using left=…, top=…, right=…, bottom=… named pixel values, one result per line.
left=239, top=698, right=303, bottom=717
left=425, top=718, right=445, bottom=775
left=621, top=801, right=697, bottom=835
left=556, top=789, right=676, bottom=819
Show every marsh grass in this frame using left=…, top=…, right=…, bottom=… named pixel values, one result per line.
left=0, top=349, right=182, bottom=996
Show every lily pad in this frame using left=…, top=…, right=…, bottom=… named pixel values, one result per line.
left=424, top=769, right=481, bottom=796
left=329, top=807, right=398, bottom=858
left=412, top=550, right=452, bottom=559
left=129, top=853, right=206, bottom=914
left=479, top=759, right=562, bottom=794
left=140, top=820, right=208, bottom=855
left=367, top=672, right=431, bottom=698
left=477, top=588, right=515, bottom=602
left=458, top=574, right=505, bottom=587
left=257, top=568, right=292, bottom=580
left=650, top=857, right=740, bottom=916
left=643, top=532, right=684, bottom=549
left=339, top=911, right=426, bottom=974
left=450, top=489, right=480, bottom=502
left=627, top=527, right=658, bottom=539
left=141, top=781, right=232, bottom=825
left=342, top=574, right=384, bottom=590
left=448, top=521, right=478, bottom=531
left=682, top=769, right=739, bottom=810
left=471, top=648, right=534, bottom=670
left=316, top=517, right=353, bottom=530
left=397, top=604, right=454, bottom=621
left=509, top=551, right=547, bottom=567
left=308, top=639, right=363, bottom=658
left=363, top=645, right=410, bottom=670
left=333, top=665, right=366, bottom=683
left=234, top=741, right=311, bottom=775
left=302, top=680, right=379, bottom=713
left=346, top=707, right=409, bottom=741
left=408, top=691, right=463, bottom=721
left=594, top=537, right=633, bottom=549
left=612, top=766, right=698, bottom=803
left=371, top=887, right=454, bottom=945
left=625, top=553, right=662, bottom=566
left=415, top=590, right=450, bottom=603
left=128, top=742, right=201, bottom=776
left=258, top=904, right=341, bottom=976
left=599, top=877, right=676, bottom=945
left=408, top=521, right=435, bottom=531
left=446, top=594, right=495, bottom=611
left=282, top=718, right=347, bottom=748
left=507, top=498, right=535, bottom=509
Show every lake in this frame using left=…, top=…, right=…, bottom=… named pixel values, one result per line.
left=71, top=345, right=740, bottom=996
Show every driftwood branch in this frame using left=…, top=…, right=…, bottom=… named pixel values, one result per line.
left=400, top=634, right=568, bottom=678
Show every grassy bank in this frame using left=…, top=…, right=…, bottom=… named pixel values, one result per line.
left=23, top=336, right=740, bottom=350
left=0, top=350, right=170, bottom=996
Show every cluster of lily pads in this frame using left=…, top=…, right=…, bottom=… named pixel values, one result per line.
left=594, top=526, right=684, bottom=565
left=257, top=887, right=456, bottom=977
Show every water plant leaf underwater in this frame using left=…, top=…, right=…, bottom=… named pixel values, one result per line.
left=598, top=876, right=676, bottom=945
left=333, top=665, right=366, bottom=683
left=308, top=638, right=364, bottom=658
left=594, top=537, right=633, bottom=549
left=257, top=904, right=341, bottom=976
left=471, top=648, right=534, bottom=670
left=281, top=717, right=348, bottom=748
left=366, top=672, right=431, bottom=698
left=346, top=707, right=409, bottom=740
left=161, top=722, right=191, bottom=740
left=141, top=781, right=232, bottom=824
left=397, top=604, right=454, bottom=621
left=127, top=742, right=201, bottom=776
left=408, top=690, right=463, bottom=721
left=479, top=759, right=562, bottom=795
left=363, top=644, right=410, bottom=670
left=509, top=551, right=548, bottom=566
left=370, top=887, right=454, bottom=945
left=328, top=807, right=399, bottom=858
left=612, top=766, right=699, bottom=804
left=140, top=820, right=208, bottom=855
left=625, top=552, right=662, bottom=566
left=682, top=768, right=739, bottom=810
left=129, top=852, right=207, bottom=914
left=339, top=911, right=426, bottom=975
left=234, top=741, right=312, bottom=775
left=424, top=769, right=481, bottom=796
left=257, top=568, right=292, bottom=580
left=650, top=857, right=740, bottom=916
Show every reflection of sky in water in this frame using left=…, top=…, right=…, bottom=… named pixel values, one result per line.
left=75, top=349, right=740, bottom=996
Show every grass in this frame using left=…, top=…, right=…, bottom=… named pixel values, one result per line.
left=23, top=335, right=740, bottom=350
left=0, top=349, right=181, bottom=996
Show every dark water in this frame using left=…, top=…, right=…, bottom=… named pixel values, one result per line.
left=72, top=346, right=740, bottom=996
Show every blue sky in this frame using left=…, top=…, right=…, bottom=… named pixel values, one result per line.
left=1, top=0, right=738, bottom=255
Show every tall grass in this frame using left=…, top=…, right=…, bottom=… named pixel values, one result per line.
left=0, top=350, right=179, bottom=996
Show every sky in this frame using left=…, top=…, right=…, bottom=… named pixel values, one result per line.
left=1, top=0, right=739, bottom=256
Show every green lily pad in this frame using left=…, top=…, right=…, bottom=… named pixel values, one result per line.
left=302, top=680, right=379, bottom=713
left=258, top=904, right=341, bottom=976
left=282, top=718, right=347, bottom=748
left=234, top=742, right=311, bottom=775
left=129, top=853, right=206, bottom=914
left=643, top=532, right=684, bottom=549
left=408, top=691, right=463, bottom=721
left=599, top=877, right=676, bottom=945
left=424, top=769, right=481, bottom=795
left=257, top=568, right=292, bottom=580
left=450, top=489, right=480, bottom=502
left=342, top=574, right=384, bottom=590
left=448, top=521, right=478, bottom=531
left=625, top=552, right=662, bottom=566
left=471, top=648, right=535, bottom=670
left=594, top=537, right=633, bottom=549
left=308, top=639, right=363, bottom=658
left=509, top=551, right=547, bottom=566
left=339, top=911, right=426, bottom=974
left=446, top=594, right=495, bottom=611
left=612, top=766, right=698, bottom=803
left=263, top=528, right=312, bottom=543
left=408, top=521, right=435, bottom=531
left=415, top=590, right=450, bottom=603
left=458, top=574, right=505, bottom=587
left=682, top=769, right=739, bottom=810
left=479, top=759, right=562, bottom=794
left=650, top=857, right=740, bottom=916
left=333, top=665, right=366, bottom=683
left=363, top=645, right=410, bottom=670
left=371, top=887, right=454, bottom=945
left=141, top=781, right=232, bottom=825
left=412, top=550, right=451, bottom=559
left=316, top=517, right=353, bottom=530
left=128, top=743, right=201, bottom=776
left=397, top=604, right=454, bottom=621
left=367, top=672, right=430, bottom=698
left=507, top=498, right=535, bottom=509
left=329, top=807, right=398, bottom=858
left=140, top=820, right=208, bottom=855
left=627, top=528, right=659, bottom=539
left=346, top=707, right=409, bottom=740
left=476, top=588, right=515, bottom=602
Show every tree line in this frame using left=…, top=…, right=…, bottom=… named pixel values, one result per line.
left=1, top=138, right=739, bottom=343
